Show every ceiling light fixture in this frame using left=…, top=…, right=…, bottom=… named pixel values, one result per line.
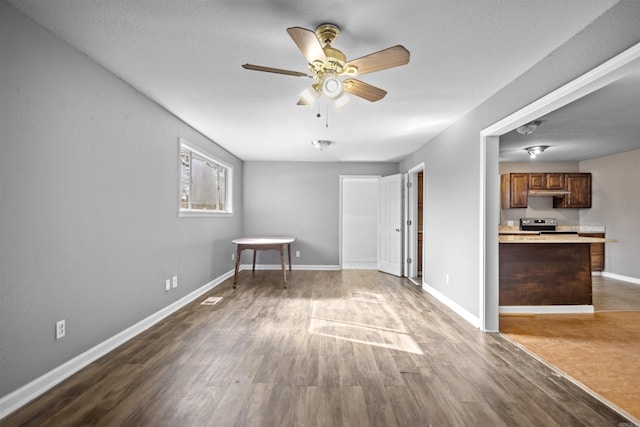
left=516, top=120, right=542, bottom=135
left=525, top=145, right=549, bottom=159
left=311, top=140, right=333, bottom=151
left=298, top=86, right=320, bottom=105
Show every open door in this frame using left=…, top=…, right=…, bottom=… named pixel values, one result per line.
left=406, top=165, right=424, bottom=284
left=377, top=174, right=403, bottom=276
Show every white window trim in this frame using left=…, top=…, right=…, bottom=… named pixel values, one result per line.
left=178, top=138, right=233, bottom=218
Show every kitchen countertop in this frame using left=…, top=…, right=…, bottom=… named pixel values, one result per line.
left=498, top=225, right=606, bottom=235
left=499, top=234, right=615, bottom=243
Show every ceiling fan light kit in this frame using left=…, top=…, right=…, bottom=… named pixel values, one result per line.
left=243, top=23, right=410, bottom=109
left=298, top=86, right=320, bottom=105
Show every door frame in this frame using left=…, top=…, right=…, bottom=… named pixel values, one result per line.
left=406, top=163, right=425, bottom=283
left=479, top=41, right=640, bottom=332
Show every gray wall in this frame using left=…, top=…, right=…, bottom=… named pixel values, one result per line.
left=499, top=162, right=580, bottom=225
left=400, top=1, right=640, bottom=321
left=0, top=2, right=242, bottom=397
left=581, top=149, right=640, bottom=278
left=243, top=162, right=398, bottom=266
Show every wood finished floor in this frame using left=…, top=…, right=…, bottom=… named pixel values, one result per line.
left=3, top=270, right=633, bottom=427
left=501, top=275, right=640, bottom=422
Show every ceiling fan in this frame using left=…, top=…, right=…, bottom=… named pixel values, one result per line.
left=242, top=24, right=410, bottom=109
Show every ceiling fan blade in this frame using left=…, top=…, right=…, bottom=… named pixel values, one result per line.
left=287, top=27, right=328, bottom=64
left=343, top=79, right=387, bottom=102
left=242, top=64, right=313, bottom=78
left=344, top=45, right=410, bottom=76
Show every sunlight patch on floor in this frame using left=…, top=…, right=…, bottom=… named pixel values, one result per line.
left=309, top=291, right=423, bottom=355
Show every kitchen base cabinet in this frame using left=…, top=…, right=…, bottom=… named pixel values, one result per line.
left=579, top=232, right=605, bottom=271
left=499, top=242, right=592, bottom=306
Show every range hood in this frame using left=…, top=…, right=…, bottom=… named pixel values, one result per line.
left=528, top=189, right=571, bottom=197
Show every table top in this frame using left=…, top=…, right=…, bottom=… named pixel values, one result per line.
left=232, top=236, right=296, bottom=245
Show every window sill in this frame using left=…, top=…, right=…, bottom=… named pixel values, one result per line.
left=179, top=211, right=233, bottom=218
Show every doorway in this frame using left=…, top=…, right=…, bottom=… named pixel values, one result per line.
left=480, top=42, right=640, bottom=331
left=407, top=164, right=424, bottom=284
left=340, top=176, right=379, bottom=269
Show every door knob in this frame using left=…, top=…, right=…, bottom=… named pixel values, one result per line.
left=395, top=228, right=401, bottom=232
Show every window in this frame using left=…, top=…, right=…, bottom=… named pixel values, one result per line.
left=179, top=138, right=232, bottom=216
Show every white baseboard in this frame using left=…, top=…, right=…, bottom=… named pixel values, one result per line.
left=422, top=282, right=481, bottom=329
left=601, top=271, right=640, bottom=285
left=0, top=269, right=234, bottom=421
left=499, top=305, right=594, bottom=314
left=240, top=264, right=341, bottom=271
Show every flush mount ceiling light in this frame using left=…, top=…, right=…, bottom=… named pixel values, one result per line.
left=516, top=120, right=542, bottom=135
left=525, top=145, right=550, bottom=159
left=311, top=139, right=333, bottom=151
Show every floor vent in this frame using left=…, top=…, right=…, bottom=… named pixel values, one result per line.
left=201, top=296, right=223, bottom=306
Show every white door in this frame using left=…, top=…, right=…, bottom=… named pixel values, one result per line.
left=377, top=174, right=403, bottom=276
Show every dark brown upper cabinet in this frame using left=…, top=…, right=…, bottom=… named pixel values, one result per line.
left=501, top=172, right=591, bottom=208
left=501, top=173, right=529, bottom=208
left=553, top=173, right=592, bottom=208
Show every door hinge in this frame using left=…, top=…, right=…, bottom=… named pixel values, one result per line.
left=407, top=258, right=412, bottom=264
left=407, top=182, right=413, bottom=188
left=407, top=219, right=412, bottom=226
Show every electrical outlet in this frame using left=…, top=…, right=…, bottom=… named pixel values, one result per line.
left=232, top=253, right=235, bottom=261
left=165, top=279, right=171, bottom=291
left=445, top=274, right=450, bottom=284
left=296, top=251, right=300, bottom=258
left=172, top=275, right=178, bottom=288
left=55, top=320, right=66, bottom=339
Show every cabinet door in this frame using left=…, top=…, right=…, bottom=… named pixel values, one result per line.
left=564, top=173, right=591, bottom=208
left=546, top=173, right=565, bottom=190
left=510, top=173, right=529, bottom=208
left=529, top=173, right=545, bottom=190
left=579, top=233, right=604, bottom=271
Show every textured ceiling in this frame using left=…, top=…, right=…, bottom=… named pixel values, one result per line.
left=500, top=64, right=640, bottom=162
left=8, top=0, right=621, bottom=161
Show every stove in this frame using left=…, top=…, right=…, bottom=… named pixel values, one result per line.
left=520, top=218, right=579, bottom=234
left=520, top=218, right=557, bottom=231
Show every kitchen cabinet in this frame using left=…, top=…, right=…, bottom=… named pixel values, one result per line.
left=579, top=232, right=605, bottom=271
left=553, top=173, right=591, bottom=208
left=501, top=173, right=529, bottom=208
left=529, top=173, right=565, bottom=190
left=501, top=172, right=591, bottom=208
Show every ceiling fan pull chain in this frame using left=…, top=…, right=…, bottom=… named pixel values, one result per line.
left=326, top=104, right=329, bottom=128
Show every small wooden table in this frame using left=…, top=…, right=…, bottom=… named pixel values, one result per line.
left=232, top=236, right=296, bottom=288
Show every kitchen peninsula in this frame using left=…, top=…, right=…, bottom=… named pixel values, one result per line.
left=499, top=232, right=614, bottom=310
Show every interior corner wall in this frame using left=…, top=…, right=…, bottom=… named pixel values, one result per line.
left=242, top=162, right=398, bottom=266
left=399, top=0, right=640, bottom=321
left=580, top=149, right=640, bottom=279
left=0, top=2, right=243, bottom=398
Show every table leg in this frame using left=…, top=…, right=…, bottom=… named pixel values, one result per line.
left=287, top=243, right=292, bottom=272
left=233, top=246, right=242, bottom=289
left=280, top=245, right=287, bottom=288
